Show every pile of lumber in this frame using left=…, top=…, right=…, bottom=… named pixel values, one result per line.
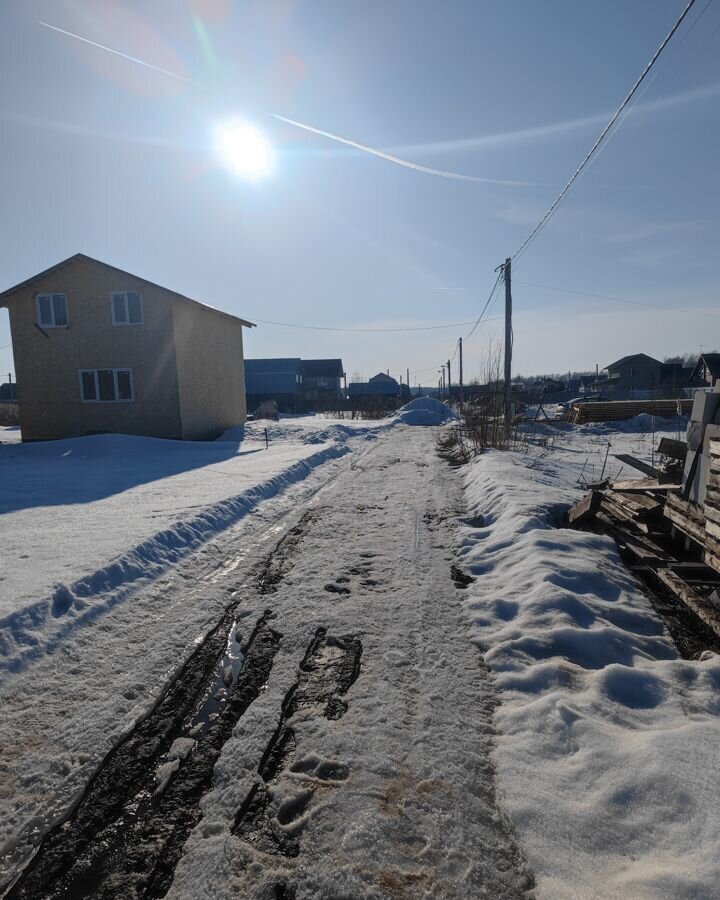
left=570, top=399, right=692, bottom=424
left=568, top=472, right=720, bottom=639
left=666, top=439, right=720, bottom=574
left=567, top=479, right=666, bottom=534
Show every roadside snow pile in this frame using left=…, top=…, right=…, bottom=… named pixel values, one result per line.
left=0, top=430, right=351, bottom=672
left=460, top=449, right=720, bottom=900
left=395, top=396, right=456, bottom=426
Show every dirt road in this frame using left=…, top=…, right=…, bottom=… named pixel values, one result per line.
left=3, top=427, right=533, bottom=899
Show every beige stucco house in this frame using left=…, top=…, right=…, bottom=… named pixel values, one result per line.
left=0, top=254, right=254, bottom=441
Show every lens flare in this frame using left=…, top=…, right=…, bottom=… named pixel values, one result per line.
left=214, top=120, right=274, bottom=179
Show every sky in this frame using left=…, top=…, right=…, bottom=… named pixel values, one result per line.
left=0, top=0, right=719, bottom=387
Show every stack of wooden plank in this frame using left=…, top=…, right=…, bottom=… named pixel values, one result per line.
left=568, top=480, right=665, bottom=534
left=570, top=399, right=692, bottom=424
left=568, top=474, right=720, bottom=639
left=663, top=439, right=720, bottom=575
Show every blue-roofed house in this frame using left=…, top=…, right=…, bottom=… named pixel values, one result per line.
left=244, top=358, right=303, bottom=413
left=348, top=372, right=401, bottom=409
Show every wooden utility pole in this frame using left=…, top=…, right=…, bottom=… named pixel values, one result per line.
left=406, top=368, right=410, bottom=396
left=458, top=338, right=464, bottom=409
left=446, top=359, right=452, bottom=402
left=503, top=257, right=513, bottom=436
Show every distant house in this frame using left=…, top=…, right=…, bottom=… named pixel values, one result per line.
left=0, top=382, right=17, bottom=402
left=0, top=253, right=254, bottom=441
left=689, top=353, right=720, bottom=389
left=245, top=358, right=303, bottom=413
left=348, top=372, right=401, bottom=407
left=586, top=354, right=690, bottom=399
left=300, top=359, right=345, bottom=407
left=244, top=358, right=345, bottom=413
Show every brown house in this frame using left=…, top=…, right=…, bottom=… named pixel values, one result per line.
left=0, top=253, right=254, bottom=441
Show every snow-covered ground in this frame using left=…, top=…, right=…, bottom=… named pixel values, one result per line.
left=0, top=418, right=388, bottom=671
left=459, top=415, right=720, bottom=900
left=2, top=407, right=716, bottom=898
left=0, top=425, right=21, bottom=444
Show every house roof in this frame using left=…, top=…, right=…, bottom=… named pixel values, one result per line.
left=301, top=359, right=344, bottom=377
left=605, top=353, right=662, bottom=370
left=245, top=358, right=302, bottom=373
left=369, top=372, right=398, bottom=384
left=0, top=253, right=255, bottom=327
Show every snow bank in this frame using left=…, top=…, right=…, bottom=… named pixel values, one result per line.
left=460, top=450, right=720, bottom=899
left=394, top=396, right=456, bottom=426
left=0, top=441, right=349, bottom=673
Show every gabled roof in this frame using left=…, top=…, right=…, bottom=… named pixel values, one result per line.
left=369, top=372, right=398, bottom=384
left=301, top=359, right=344, bottom=377
left=605, top=353, right=662, bottom=370
left=0, top=253, right=255, bottom=327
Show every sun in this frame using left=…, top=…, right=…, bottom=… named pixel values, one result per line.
left=214, top=120, right=274, bottom=179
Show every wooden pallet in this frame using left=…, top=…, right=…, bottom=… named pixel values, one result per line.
left=571, top=399, right=692, bottom=424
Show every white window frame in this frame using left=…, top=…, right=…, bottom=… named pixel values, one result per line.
left=36, top=293, right=68, bottom=328
left=79, top=368, right=134, bottom=403
left=111, top=290, right=144, bottom=326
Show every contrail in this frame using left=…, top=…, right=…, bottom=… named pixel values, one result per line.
left=38, top=21, right=192, bottom=82
left=37, top=20, right=536, bottom=186
left=270, top=114, right=537, bottom=185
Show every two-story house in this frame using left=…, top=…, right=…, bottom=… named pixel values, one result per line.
left=245, top=358, right=304, bottom=413
left=0, top=253, right=254, bottom=441
left=300, top=359, right=345, bottom=407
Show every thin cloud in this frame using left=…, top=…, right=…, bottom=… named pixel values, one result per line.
left=270, top=114, right=540, bottom=186
left=38, top=21, right=192, bottom=82
left=388, top=81, right=720, bottom=156
left=38, top=20, right=539, bottom=187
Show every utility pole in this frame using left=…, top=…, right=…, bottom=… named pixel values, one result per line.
left=446, top=359, right=452, bottom=402
left=503, top=257, right=513, bottom=437
left=406, top=368, right=410, bottom=396
left=458, top=338, right=464, bottom=409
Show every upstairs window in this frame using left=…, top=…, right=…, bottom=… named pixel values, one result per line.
left=37, top=293, right=68, bottom=327
left=79, top=368, right=134, bottom=402
left=111, top=291, right=143, bottom=325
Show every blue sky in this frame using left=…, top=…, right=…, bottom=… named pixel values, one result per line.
left=1, top=0, right=718, bottom=386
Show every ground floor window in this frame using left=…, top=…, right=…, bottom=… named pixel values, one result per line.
left=79, top=368, right=134, bottom=402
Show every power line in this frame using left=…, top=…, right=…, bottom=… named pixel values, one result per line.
left=512, top=0, right=700, bottom=263
left=464, top=272, right=504, bottom=341
left=247, top=316, right=480, bottom=333
left=514, top=279, right=720, bottom=319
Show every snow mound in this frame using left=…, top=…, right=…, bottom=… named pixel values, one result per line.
left=395, top=397, right=456, bottom=426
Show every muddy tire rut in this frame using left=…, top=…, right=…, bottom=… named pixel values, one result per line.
left=4, top=509, right=321, bottom=900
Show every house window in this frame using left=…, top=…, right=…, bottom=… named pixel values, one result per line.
left=628, top=367, right=635, bottom=377
left=37, top=293, right=68, bottom=327
left=316, top=376, right=329, bottom=387
left=111, top=291, right=143, bottom=325
left=79, top=368, right=134, bottom=402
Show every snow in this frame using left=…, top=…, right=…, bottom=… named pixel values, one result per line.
left=0, top=425, right=21, bottom=444
left=1, top=411, right=716, bottom=897
left=0, top=420, right=384, bottom=672
left=459, top=419, right=720, bottom=900
left=394, top=396, right=456, bottom=426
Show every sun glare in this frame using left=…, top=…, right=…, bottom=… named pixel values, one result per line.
left=214, top=120, right=274, bottom=179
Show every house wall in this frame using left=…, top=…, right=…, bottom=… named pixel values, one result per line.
left=607, top=361, right=663, bottom=395
left=6, top=257, right=182, bottom=440
left=172, top=297, right=246, bottom=440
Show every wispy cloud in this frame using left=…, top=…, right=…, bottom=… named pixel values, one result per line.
left=387, top=82, right=720, bottom=156
left=37, top=21, right=537, bottom=187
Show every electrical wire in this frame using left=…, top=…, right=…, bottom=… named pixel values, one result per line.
left=463, top=271, right=503, bottom=342
left=511, top=0, right=700, bottom=264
